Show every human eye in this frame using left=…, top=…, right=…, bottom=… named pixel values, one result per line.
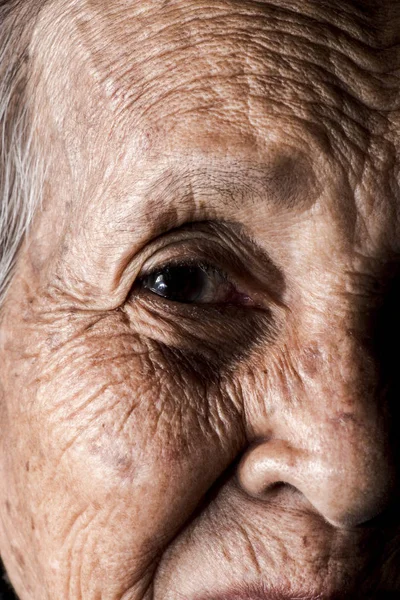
left=129, top=221, right=280, bottom=314
left=125, top=223, right=279, bottom=364
left=137, top=261, right=250, bottom=305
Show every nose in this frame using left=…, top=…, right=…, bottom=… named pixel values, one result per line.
left=238, top=435, right=393, bottom=528
left=237, top=335, right=396, bottom=529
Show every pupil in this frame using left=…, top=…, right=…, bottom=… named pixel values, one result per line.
left=147, top=265, right=208, bottom=303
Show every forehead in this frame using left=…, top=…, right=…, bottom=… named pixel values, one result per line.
left=31, top=0, right=396, bottom=151
left=30, top=0, right=400, bottom=245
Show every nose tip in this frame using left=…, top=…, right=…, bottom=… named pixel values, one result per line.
left=237, top=438, right=394, bottom=528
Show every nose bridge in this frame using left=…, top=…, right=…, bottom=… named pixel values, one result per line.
left=300, top=326, right=390, bottom=523
left=238, top=306, right=395, bottom=528
left=298, top=316, right=380, bottom=423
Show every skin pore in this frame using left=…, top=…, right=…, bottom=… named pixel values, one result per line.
left=1, top=0, right=400, bottom=598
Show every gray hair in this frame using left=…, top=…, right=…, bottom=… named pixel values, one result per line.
left=0, top=1, right=44, bottom=305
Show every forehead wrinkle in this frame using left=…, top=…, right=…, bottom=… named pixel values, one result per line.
left=32, top=0, right=400, bottom=131
left=73, top=0, right=399, bottom=110
left=36, top=0, right=396, bottom=187
left=35, top=0, right=396, bottom=122
left=35, top=0, right=397, bottom=120
left=31, top=0, right=400, bottom=217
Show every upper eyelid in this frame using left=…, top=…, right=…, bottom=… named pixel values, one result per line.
left=129, top=220, right=286, bottom=309
left=133, top=221, right=233, bottom=263
left=136, top=237, right=239, bottom=282
left=139, top=259, right=229, bottom=280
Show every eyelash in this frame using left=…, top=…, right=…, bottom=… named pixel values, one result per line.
left=128, top=220, right=279, bottom=312
left=122, top=225, right=281, bottom=367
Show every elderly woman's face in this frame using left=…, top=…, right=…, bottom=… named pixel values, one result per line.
left=1, top=0, right=400, bottom=598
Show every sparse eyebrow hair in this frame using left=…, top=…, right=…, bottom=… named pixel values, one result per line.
left=143, top=157, right=318, bottom=214
left=0, top=0, right=45, bottom=308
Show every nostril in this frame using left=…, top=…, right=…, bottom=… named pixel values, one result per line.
left=263, top=481, right=286, bottom=493
left=237, top=437, right=395, bottom=530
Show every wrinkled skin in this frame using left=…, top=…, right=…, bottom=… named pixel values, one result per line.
left=1, top=0, right=400, bottom=598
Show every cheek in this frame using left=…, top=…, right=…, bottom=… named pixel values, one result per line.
left=36, top=323, right=241, bottom=490
left=1, top=309, right=246, bottom=592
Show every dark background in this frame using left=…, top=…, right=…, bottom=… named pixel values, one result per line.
left=0, top=560, right=16, bottom=599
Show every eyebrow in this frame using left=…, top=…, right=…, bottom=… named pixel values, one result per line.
left=84, top=153, right=320, bottom=274
left=143, top=155, right=319, bottom=215
left=65, top=155, right=313, bottom=300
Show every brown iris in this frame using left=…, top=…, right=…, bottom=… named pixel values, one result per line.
left=142, top=264, right=212, bottom=303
